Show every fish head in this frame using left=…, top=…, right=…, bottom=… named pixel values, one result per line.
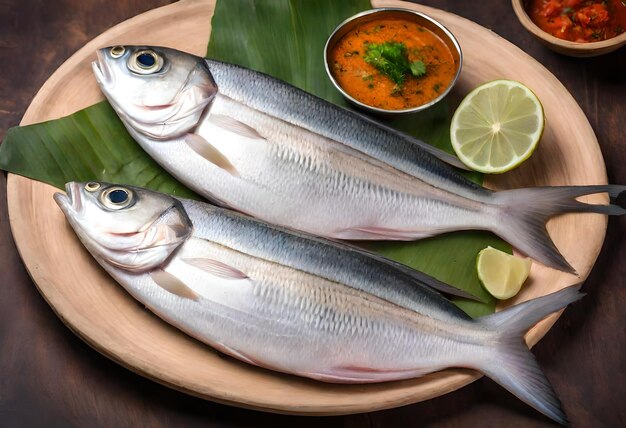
left=54, top=182, right=193, bottom=273
left=92, top=45, right=217, bottom=140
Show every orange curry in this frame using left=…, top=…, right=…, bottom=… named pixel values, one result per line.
left=329, top=18, right=457, bottom=111
left=527, top=0, right=626, bottom=42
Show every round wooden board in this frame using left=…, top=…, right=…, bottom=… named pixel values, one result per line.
left=7, top=0, right=608, bottom=416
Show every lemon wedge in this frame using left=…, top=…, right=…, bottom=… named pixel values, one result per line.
left=450, top=80, right=544, bottom=174
left=477, top=246, right=532, bottom=300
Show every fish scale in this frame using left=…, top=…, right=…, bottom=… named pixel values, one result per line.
left=181, top=200, right=469, bottom=321
left=205, top=59, right=483, bottom=194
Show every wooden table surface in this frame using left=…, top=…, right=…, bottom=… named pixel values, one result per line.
left=0, top=1, right=624, bottom=426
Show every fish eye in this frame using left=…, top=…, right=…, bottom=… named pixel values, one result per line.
left=84, top=182, right=101, bottom=192
left=100, top=187, right=134, bottom=210
left=127, top=50, right=163, bottom=75
left=110, top=46, right=125, bottom=58
left=137, top=52, right=156, bottom=68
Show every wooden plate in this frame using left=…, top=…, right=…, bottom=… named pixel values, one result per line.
left=7, top=0, right=608, bottom=415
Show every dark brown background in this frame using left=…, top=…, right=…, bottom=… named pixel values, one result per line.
left=0, top=0, right=624, bottom=426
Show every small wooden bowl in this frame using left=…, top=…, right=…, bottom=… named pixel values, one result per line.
left=512, top=0, right=626, bottom=57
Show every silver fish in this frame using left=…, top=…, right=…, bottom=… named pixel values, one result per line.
left=56, top=181, right=582, bottom=425
left=92, top=45, right=625, bottom=273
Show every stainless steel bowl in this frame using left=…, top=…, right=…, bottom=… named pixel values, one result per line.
left=324, top=8, right=463, bottom=116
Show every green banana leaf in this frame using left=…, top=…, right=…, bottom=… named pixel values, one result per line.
left=0, top=103, right=198, bottom=199
left=0, top=0, right=511, bottom=317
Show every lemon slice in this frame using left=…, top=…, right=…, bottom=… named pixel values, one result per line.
left=450, top=80, right=544, bottom=174
left=477, top=246, right=532, bottom=300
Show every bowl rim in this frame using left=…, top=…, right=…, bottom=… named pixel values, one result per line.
left=511, top=0, right=626, bottom=51
left=323, top=7, right=463, bottom=115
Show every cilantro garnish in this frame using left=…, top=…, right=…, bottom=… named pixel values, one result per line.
left=363, top=41, right=427, bottom=88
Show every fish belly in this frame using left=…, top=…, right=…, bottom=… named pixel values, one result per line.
left=107, top=237, right=482, bottom=382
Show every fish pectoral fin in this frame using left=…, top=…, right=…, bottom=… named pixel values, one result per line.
left=182, top=257, right=249, bottom=280
left=184, top=133, right=239, bottom=176
left=208, top=113, right=265, bottom=140
left=150, top=269, right=199, bottom=301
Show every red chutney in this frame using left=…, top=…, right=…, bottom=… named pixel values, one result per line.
left=527, top=0, right=626, bottom=42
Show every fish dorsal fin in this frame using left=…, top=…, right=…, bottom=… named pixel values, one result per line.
left=208, top=113, right=265, bottom=140
left=150, top=269, right=199, bottom=300
left=184, top=133, right=239, bottom=176
left=182, top=257, right=249, bottom=280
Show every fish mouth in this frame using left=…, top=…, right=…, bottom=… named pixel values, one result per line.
left=53, top=182, right=83, bottom=215
left=92, top=50, right=114, bottom=86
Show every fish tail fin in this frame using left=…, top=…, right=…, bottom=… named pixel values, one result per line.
left=491, top=185, right=626, bottom=274
left=476, top=284, right=584, bottom=426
